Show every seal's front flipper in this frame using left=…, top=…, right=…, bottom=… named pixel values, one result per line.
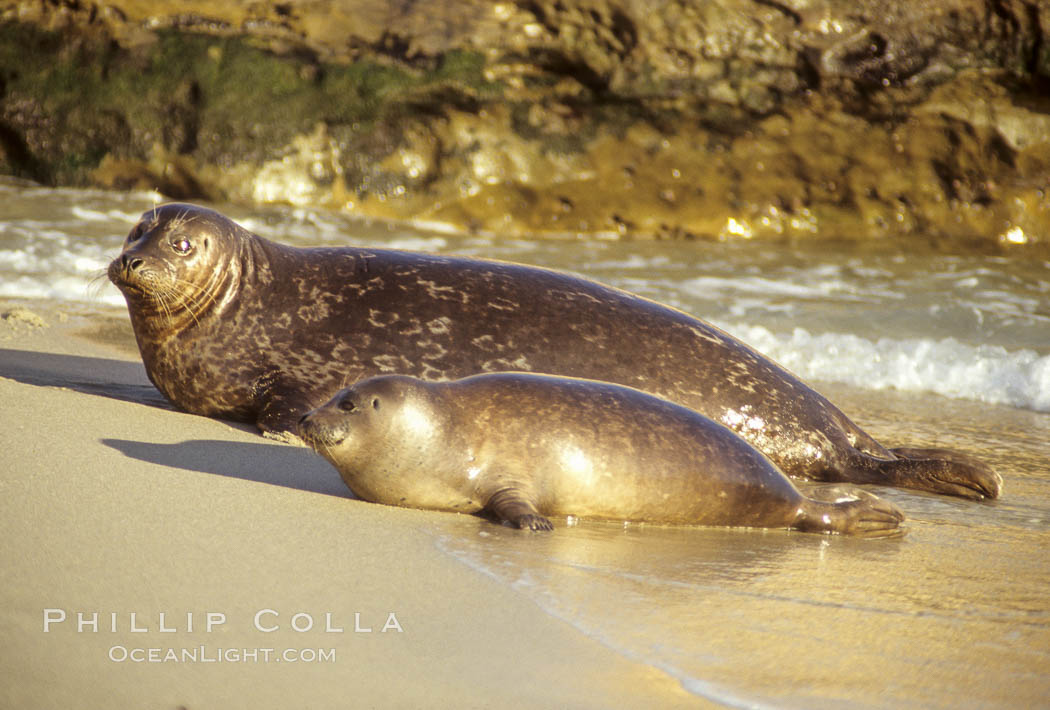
left=856, top=448, right=1002, bottom=500
left=253, top=373, right=321, bottom=445
left=257, top=403, right=310, bottom=445
left=795, top=486, right=905, bottom=537
left=256, top=397, right=314, bottom=446
left=484, top=486, right=554, bottom=531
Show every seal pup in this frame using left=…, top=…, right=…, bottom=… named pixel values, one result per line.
left=298, top=373, right=905, bottom=536
left=108, top=202, right=1000, bottom=500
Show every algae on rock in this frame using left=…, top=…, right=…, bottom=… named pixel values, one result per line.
left=0, top=0, right=1048, bottom=251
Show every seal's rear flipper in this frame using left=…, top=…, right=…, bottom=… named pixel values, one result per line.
left=861, top=448, right=1003, bottom=500
left=794, top=487, right=905, bottom=537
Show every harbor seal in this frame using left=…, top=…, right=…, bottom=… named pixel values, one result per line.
left=297, top=373, right=905, bottom=536
left=108, top=203, right=1001, bottom=500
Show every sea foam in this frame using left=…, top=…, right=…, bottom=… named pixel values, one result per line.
left=721, top=322, right=1050, bottom=412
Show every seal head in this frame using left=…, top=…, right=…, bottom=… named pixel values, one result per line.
left=299, top=376, right=471, bottom=512
left=109, top=206, right=240, bottom=332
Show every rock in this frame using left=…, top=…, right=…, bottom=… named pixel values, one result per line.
left=2, top=307, right=48, bottom=329
left=0, top=0, right=1047, bottom=251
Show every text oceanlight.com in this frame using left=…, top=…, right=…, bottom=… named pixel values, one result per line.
left=107, top=646, right=337, bottom=664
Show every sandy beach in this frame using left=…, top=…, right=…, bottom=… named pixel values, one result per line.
left=4, top=294, right=1049, bottom=709
left=0, top=298, right=701, bottom=709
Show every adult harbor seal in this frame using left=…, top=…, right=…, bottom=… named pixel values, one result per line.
left=108, top=203, right=1001, bottom=500
left=298, top=373, right=905, bottom=536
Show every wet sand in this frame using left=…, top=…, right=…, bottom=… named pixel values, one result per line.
left=2, top=298, right=1048, bottom=708
left=428, top=378, right=1050, bottom=708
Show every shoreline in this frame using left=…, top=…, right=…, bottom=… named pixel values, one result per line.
left=0, top=298, right=703, bottom=708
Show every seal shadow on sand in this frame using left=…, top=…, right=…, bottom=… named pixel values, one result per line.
left=0, top=347, right=169, bottom=408
left=0, top=347, right=351, bottom=499
left=101, top=438, right=352, bottom=499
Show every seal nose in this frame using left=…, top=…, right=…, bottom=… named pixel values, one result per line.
left=121, top=254, right=144, bottom=271
left=297, top=411, right=317, bottom=436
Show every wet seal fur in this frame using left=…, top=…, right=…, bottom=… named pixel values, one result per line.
left=108, top=203, right=1001, bottom=500
left=298, top=373, right=905, bottom=536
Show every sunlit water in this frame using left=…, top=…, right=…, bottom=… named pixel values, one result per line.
left=2, top=179, right=1048, bottom=707
left=3, top=178, right=1048, bottom=411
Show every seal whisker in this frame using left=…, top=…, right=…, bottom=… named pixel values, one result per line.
left=319, top=438, right=337, bottom=463
left=86, top=269, right=113, bottom=301
left=168, top=208, right=202, bottom=234
left=159, top=284, right=201, bottom=328
left=152, top=287, right=179, bottom=328
left=170, top=277, right=221, bottom=324
left=304, top=425, right=338, bottom=464
left=134, top=274, right=215, bottom=330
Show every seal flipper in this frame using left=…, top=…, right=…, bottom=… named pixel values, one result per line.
left=484, top=486, right=554, bottom=531
left=255, top=388, right=319, bottom=445
left=793, top=486, right=905, bottom=537
left=848, top=448, right=1002, bottom=500
left=258, top=407, right=308, bottom=439
left=250, top=369, right=326, bottom=442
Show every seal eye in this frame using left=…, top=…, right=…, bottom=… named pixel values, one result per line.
left=127, top=225, right=145, bottom=243
left=372, top=398, right=380, bottom=410
left=172, top=237, right=193, bottom=254
left=338, top=397, right=357, bottom=413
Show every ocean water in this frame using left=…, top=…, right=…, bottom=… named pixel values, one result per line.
left=2, top=178, right=1048, bottom=412
left=2, top=179, right=1049, bottom=707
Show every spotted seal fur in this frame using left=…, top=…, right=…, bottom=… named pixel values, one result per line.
left=108, top=203, right=1001, bottom=500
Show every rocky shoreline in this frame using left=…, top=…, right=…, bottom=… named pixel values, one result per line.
left=1, top=0, right=1048, bottom=250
